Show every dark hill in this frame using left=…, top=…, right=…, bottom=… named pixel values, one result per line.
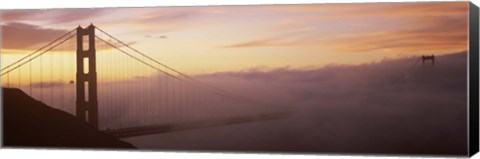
left=2, top=88, right=136, bottom=149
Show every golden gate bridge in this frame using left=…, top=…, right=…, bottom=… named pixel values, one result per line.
left=1, top=24, right=290, bottom=138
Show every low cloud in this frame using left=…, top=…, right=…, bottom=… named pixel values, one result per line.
left=1, top=9, right=107, bottom=25
left=145, top=35, right=168, bottom=39
left=1, top=22, right=137, bottom=53
left=1, top=22, right=70, bottom=50
left=31, top=81, right=66, bottom=88
left=219, top=27, right=313, bottom=48
left=26, top=51, right=467, bottom=154
left=220, top=2, right=468, bottom=53
left=327, top=15, right=468, bottom=54
left=96, top=37, right=137, bottom=50
left=264, top=2, right=467, bottom=18
left=140, top=9, right=199, bottom=23
left=219, top=38, right=297, bottom=48
left=128, top=51, right=467, bottom=154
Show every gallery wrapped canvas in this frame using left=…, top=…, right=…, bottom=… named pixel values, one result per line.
left=1, top=1, right=478, bottom=157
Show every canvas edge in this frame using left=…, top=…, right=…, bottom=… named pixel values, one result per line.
left=469, top=1, right=480, bottom=157
left=0, top=10, right=4, bottom=149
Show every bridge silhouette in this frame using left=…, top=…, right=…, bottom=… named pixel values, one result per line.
left=1, top=24, right=290, bottom=138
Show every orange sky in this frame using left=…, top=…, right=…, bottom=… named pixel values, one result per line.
left=0, top=2, right=469, bottom=82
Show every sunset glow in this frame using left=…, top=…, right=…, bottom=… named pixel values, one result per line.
left=1, top=2, right=469, bottom=79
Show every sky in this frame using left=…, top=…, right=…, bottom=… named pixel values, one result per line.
left=0, top=2, right=469, bottom=79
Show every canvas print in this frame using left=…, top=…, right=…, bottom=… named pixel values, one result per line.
left=0, top=1, right=477, bottom=156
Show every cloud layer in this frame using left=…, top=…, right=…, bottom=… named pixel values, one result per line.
left=123, top=51, right=467, bottom=155
left=1, top=22, right=70, bottom=50
left=19, top=50, right=468, bottom=154
left=220, top=2, right=468, bottom=55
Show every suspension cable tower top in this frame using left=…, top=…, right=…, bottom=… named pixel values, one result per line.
left=421, top=55, right=435, bottom=66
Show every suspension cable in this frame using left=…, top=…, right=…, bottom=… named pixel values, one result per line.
left=95, top=26, right=288, bottom=109
left=1, top=34, right=76, bottom=77
left=1, top=29, right=76, bottom=71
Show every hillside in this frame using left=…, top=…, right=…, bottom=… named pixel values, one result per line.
left=2, top=88, right=136, bottom=149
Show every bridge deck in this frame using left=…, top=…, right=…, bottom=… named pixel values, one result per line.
left=101, top=112, right=290, bottom=138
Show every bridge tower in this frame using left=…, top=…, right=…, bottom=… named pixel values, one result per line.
left=76, top=24, right=99, bottom=129
left=421, top=55, right=435, bottom=66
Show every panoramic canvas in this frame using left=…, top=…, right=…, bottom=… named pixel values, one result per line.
left=0, top=2, right=476, bottom=156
